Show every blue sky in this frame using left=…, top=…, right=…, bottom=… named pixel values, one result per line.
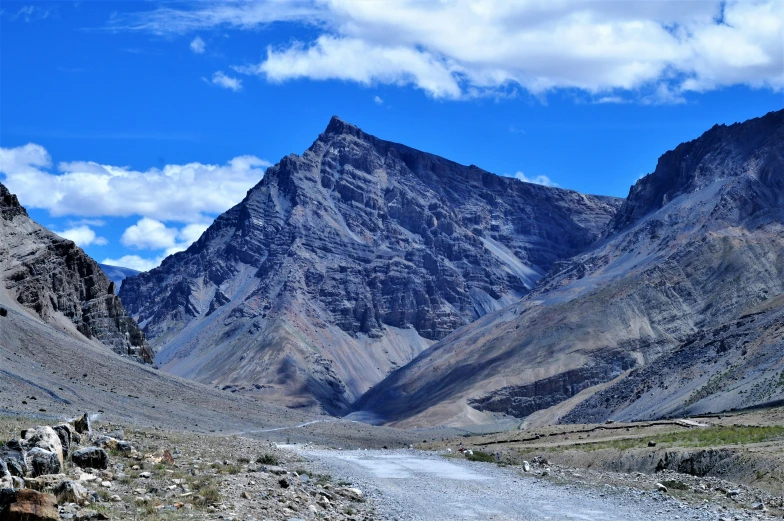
left=1, top=1, right=782, bottom=271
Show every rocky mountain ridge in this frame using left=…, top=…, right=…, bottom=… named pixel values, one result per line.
left=119, top=116, right=621, bottom=414
left=0, top=182, right=152, bottom=363
left=356, top=109, right=784, bottom=427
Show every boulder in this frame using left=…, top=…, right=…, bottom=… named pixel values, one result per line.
left=0, top=488, right=59, bottom=521
left=24, top=474, right=69, bottom=493
left=74, top=413, right=91, bottom=434
left=54, top=480, right=91, bottom=505
left=71, top=447, right=109, bottom=470
left=26, top=448, right=62, bottom=477
left=23, top=427, right=64, bottom=468
left=52, top=424, right=78, bottom=457
left=1, top=440, right=29, bottom=477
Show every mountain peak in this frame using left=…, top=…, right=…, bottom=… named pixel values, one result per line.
left=323, top=115, right=363, bottom=138
left=0, top=182, right=28, bottom=220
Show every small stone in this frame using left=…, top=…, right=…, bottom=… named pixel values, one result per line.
left=109, top=494, right=122, bottom=502
left=54, top=480, right=90, bottom=505
left=648, top=441, right=657, bottom=447
left=522, top=461, right=531, bottom=472
left=241, top=491, right=251, bottom=499
left=139, top=471, right=152, bottom=478
left=100, top=481, right=111, bottom=488
left=655, top=483, right=668, bottom=493
left=278, top=478, right=290, bottom=488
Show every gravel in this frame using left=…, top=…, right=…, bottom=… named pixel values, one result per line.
left=296, top=448, right=769, bottom=521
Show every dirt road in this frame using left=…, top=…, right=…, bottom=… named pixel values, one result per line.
left=299, top=448, right=727, bottom=521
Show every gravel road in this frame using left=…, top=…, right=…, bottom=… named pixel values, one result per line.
left=298, top=448, right=729, bottom=521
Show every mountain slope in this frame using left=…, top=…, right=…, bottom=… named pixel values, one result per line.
left=0, top=182, right=153, bottom=363
left=119, top=117, right=621, bottom=414
left=356, top=109, right=784, bottom=427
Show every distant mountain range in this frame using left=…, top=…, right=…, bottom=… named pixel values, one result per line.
left=98, top=264, right=140, bottom=293
left=3, top=109, right=782, bottom=428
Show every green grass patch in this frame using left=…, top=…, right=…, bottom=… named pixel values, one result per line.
left=465, top=450, right=496, bottom=463
left=563, top=425, right=784, bottom=452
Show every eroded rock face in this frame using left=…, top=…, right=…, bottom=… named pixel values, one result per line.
left=0, top=183, right=152, bottom=363
left=119, top=117, right=620, bottom=413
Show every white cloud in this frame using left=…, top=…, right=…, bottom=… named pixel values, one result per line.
left=514, top=171, right=558, bottom=187
left=210, top=70, right=242, bottom=91
left=373, top=95, right=383, bottom=105
left=121, top=217, right=179, bottom=250
left=0, top=143, right=268, bottom=223
left=54, top=225, right=108, bottom=247
left=121, top=217, right=209, bottom=254
left=100, top=254, right=164, bottom=272
left=190, top=35, right=206, bottom=54
left=115, top=0, right=784, bottom=101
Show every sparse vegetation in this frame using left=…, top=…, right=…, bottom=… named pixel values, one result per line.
left=256, top=453, right=279, bottom=465
left=568, top=425, right=784, bottom=452
left=465, top=450, right=496, bottom=463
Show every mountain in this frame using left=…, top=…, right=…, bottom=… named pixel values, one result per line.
left=119, top=117, right=621, bottom=414
left=0, top=182, right=153, bottom=363
left=99, top=263, right=141, bottom=293
left=357, top=109, right=784, bottom=427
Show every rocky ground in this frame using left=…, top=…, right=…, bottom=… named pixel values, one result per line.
left=1, top=414, right=378, bottom=520
left=4, top=410, right=784, bottom=520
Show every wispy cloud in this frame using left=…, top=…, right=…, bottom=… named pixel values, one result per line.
left=374, top=95, right=383, bottom=105
left=208, top=71, right=242, bottom=91
left=113, top=1, right=784, bottom=102
left=190, top=35, right=206, bottom=54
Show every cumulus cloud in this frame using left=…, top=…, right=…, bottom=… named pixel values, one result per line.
left=121, top=217, right=209, bottom=255
left=514, top=171, right=558, bottom=187
left=190, top=35, right=206, bottom=53
left=210, top=70, right=242, bottom=91
left=100, top=254, right=164, bottom=272
left=0, top=143, right=268, bottom=223
left=113, top=0, right=784, bottom=100
left=54, top=225, right=108, bottom=247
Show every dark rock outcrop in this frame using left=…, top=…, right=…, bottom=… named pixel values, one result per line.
left=119, top=117, right=620, bottom=413
left=0, top=183, right=153, bottom=363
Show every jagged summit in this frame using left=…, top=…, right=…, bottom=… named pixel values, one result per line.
left=323, top=115, right=363, bottom=137
left=613, top=108, right=784, bottom=231
left=1, top=182, right=28, bottom=220
left=119, top=120, right=621, bottom=414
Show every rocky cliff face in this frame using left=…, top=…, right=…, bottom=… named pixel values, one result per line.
left=0, top=182, right=152, bottom=363
left=357, top=109, right=784, bottom=427
left=119, top=117, right=621, bottom=414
